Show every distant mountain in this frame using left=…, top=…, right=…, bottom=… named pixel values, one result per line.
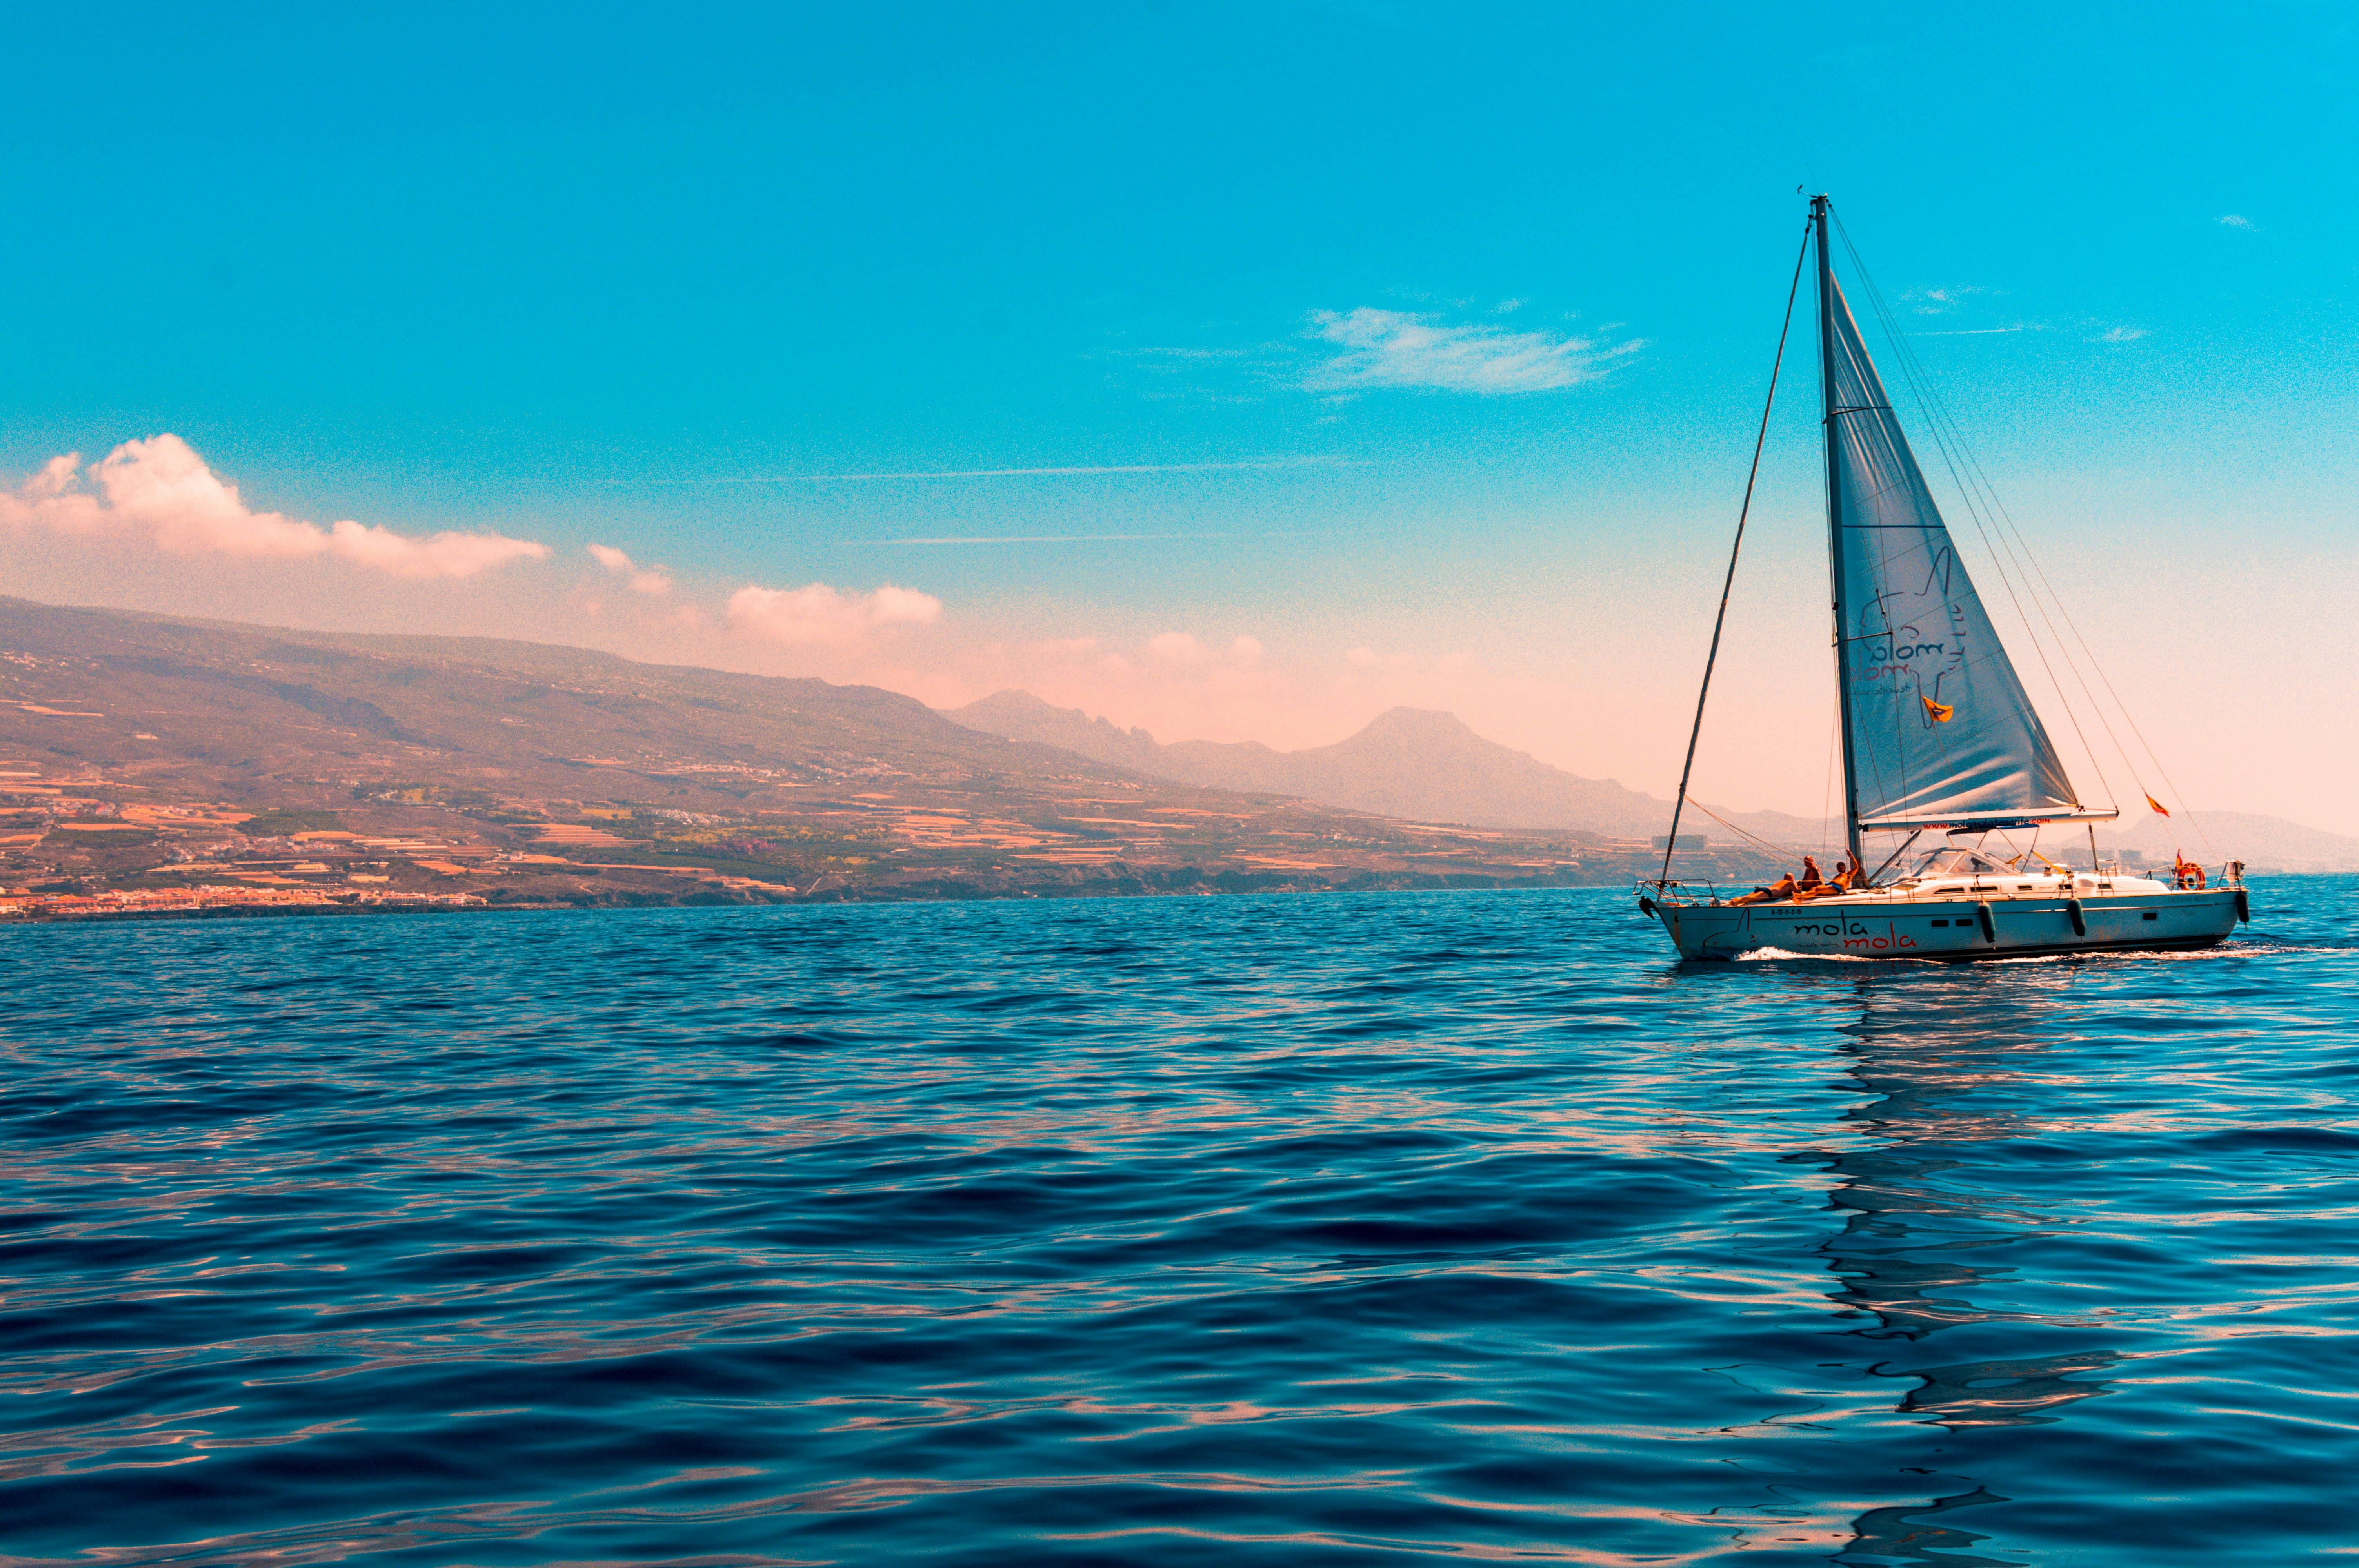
left=2101, top=811, right=2359, bottom=873
left=0, top=597, right=1119, bottom=808
left=952, top=691, right=1172, bottom=777
left=2, top=597, right=1798, bottom=906
left=944, top=690, right=1826, bottom=844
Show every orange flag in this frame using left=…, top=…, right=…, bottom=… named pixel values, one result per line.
left=2146, top=793, right=2170, bottom=817
left=1921, top=695, right=1954, bottom=723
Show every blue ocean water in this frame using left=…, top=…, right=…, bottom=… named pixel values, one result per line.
left=3, top=881, right=2356, bottom=1565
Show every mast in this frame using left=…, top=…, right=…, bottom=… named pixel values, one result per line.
left=1814, top=194, right=1866, bottom=872
left=1653, top=220, right=1812, bottom=890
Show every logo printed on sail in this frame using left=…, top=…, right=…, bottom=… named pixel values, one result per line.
left=1850, top=566, right=1972, bottom=727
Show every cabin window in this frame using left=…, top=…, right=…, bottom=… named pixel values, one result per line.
left=2142, top=911, right=2158, bottom=921
left=2017, top=882, right=2034, bottom=890
left=1930, top=919, right=1949, bottom=927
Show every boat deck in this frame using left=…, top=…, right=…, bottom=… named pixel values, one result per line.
left=1643, top=876, right=2243, bottom=960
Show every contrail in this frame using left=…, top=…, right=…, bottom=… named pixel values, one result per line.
left=1909, top=325, right=2028, bottom=336
left=604, top=458, right=1359, bottom=484
left=864, top=530, right=1345, bottom=545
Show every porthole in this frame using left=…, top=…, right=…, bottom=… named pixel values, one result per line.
left=2141, top=911, right=2158, bottom=921
left=1931, top=919, right=1949, bottom=927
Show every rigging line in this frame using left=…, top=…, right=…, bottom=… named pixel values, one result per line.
left=1887, top=356, right=2217, bottom=858
left=1678, top=794, right=1794, bottom=858
left=1866, top=829, right=1923, bottom=886
left=1835, top=222, right=2050, bottom=653
left=1917, top=369, right=2149, bottom=827
left=1840, top=299, right=1945, bottom=827
left=1867, top=279, right=2145, bottom=817
left=1658, top=218, right=1813, bottom=889
left=1829, top=213, right=2121, bottom=814
left=1952, top=445, right=2217, bottom=856
left=1820, top=701, right=1839, bottom=856
left=1833, top=218, right=2054, bottom=670
left=1826, top=213, right=2143, bottom=816
left=1976, top=489, right=2195, bottom=811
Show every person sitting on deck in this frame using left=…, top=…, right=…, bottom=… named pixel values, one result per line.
left=1730, top=872, right=1800, bottom=906
left=1796, top=856, right=1824, bottom=892
left=1796, top=859, right=1858, bottom=900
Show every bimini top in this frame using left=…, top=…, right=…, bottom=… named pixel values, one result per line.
left=1858, top=806, right=2120, bottom=831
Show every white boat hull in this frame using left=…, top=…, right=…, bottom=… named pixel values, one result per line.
left=1652, top=888, right=2242, bottom=961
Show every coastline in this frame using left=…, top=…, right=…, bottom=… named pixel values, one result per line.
left=0, top=862, right=1674, bottom=925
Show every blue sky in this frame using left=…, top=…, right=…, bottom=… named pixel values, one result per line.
left=5, top=4, right=2356, bottom=822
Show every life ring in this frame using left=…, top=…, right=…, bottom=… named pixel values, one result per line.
left=2174, top=862, right=2206, bottom=890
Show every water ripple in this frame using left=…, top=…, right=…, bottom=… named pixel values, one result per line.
left=2, top=880, right=2356, bottom=1563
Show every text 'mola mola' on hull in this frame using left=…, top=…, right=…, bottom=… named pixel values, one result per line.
left=1639, top=195, right=2245, bottom=960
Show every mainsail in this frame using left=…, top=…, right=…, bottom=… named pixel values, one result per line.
left=1821, top=269, right=2083, bottom=830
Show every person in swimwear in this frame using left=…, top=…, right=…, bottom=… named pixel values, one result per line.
left=1796, top=859, right=1856, bottom=899
left=1797, top=856, right=1824, bottom=891
left=1731, top=871, right=1800, bottom=906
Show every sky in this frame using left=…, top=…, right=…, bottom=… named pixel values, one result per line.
left=4, top=3, right=2357, bottom=827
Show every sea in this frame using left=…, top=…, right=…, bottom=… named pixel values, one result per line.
left=4, top=880, right=2356, bottom=1566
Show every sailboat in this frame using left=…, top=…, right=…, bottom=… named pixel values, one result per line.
left=1642, top=196, right=2246, bottom=960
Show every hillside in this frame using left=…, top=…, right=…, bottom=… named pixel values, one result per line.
left=946, top=690, right=1825, bottom=845
left=0, top=597, right=1786, bottom=913
left=0, top=598, right=1115, bottom=811
left=2101, top=811, right=2359, bottom=874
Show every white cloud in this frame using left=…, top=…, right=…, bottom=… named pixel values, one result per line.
left=586, top=542, right=671, bottom=594
left=1304, top=308, right=1640, bottom=394
left=2219, top=214, right=2255, bottom=229
left=726, top=581, right=941, bottom=645
left=1231, top=635, right=1263, bottom=663
left=325, top=520, right=548, bottom=578
left=1147, top=631, right=1206, bottom=664
left=1, top=435, right=547, bottom=578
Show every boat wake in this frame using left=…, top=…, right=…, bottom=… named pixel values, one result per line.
left=1737, top=946, right=1883, bottom=964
